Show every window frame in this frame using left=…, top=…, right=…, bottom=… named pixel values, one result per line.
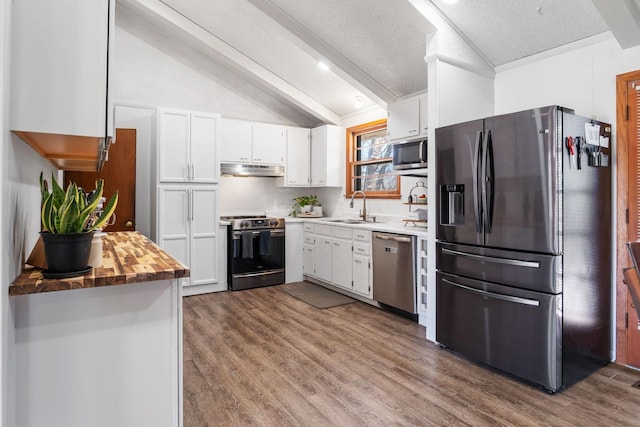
left=345, top=119, right=400, bottom=199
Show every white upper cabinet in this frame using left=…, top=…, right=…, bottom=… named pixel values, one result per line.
left=387, top=93, right=428, bottom=141
left=191, top=112, right=219, bottom=182
left=280, top=127, right=310, bottom=187
left=11, top=0, right=115, bottom=171
left=310, top=125, right=344, bottom=187
left=252, top=123, right=286, bottom=165
left=220, top=119, right=252, bottom=164
left=220, top=119, right=285, bottom=166
left=157, top=108, right=220, bottom=184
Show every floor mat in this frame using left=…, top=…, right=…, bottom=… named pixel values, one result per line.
left=283, top=281, right=356, bottom=309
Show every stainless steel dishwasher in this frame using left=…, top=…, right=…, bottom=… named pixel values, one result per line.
left=372, top=232, right=416, bottom=315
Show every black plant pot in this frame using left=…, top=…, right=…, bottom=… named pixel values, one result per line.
left=40, top=231, right=95, bottom=277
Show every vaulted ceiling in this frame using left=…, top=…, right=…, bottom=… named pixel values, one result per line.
left=116, top=0, right=640, bottom=125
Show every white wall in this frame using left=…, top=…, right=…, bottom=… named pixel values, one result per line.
left=114, top=17, right=421, bottom=222
left=114, top=105, right=155, bottom=238
left=2, top=1, right=58, bottom=424
left=494, top=35, right=640, bottom=360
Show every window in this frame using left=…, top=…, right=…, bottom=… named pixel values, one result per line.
left=346, top=119, right=400, bottom=198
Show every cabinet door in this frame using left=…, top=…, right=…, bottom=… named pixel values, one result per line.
left=220, top=119, right=252, bottom=163
left=285, top=222, right=304, bottom=282
left=303, top=243, right=315, bottom=277
left=388, top=97, right=420, bottom=141
left=157, top=187, right=189, bottom=279
left=190, top=186, right=218, bottom=287
left=158, top=109, right=190, bottom=182
left=418, top=93, right=428, bottom=135
left=352, top=254, right=371, bottom=297
left=315, top=237, right=332, bottom=282
left=310, top=126, right=327, bottom=186
left=332, top=238, right=352, bottom=289
left=285, top=127, right=310, bottom=186
left=12, top=0, right=112, bottom=140
left=190, top=112, right=218, bottom=183
left=253, top=123, right=285, bottom=165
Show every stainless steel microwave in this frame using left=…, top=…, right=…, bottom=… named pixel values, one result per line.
left=392, top=138, right=427, bottom=174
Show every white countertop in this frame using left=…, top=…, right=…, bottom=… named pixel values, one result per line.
left=287, top=216, right=428, bottom=237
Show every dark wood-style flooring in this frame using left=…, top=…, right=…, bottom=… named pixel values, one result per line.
left=183, top=283, right=640, bottom=426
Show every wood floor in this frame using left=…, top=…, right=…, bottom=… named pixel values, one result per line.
left=183, top=283, right=640, bottom=426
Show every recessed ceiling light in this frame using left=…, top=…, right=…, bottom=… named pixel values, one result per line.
left=318, top=61, right=330, bottom=71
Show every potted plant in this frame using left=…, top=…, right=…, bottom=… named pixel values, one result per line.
left=39, top=172, right=118, bottom=277
left=290, top=195, right=319, bottom=216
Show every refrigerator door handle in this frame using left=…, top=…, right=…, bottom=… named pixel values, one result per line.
left=473, top=131, right=482, bottom=233
left=442, top=248, right=540, bottom=268
left=482, top=130, right=494, bottom=233
left=442, top=278, right=540, bottom=307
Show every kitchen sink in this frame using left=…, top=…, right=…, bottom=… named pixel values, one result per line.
left=323, top=218, right=383, bottom=224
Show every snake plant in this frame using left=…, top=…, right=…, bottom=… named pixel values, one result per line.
left=40, top=172, right=119, bottom=234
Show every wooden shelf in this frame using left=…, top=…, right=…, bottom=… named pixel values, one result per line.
left=402, top=202, right=428, bottom=206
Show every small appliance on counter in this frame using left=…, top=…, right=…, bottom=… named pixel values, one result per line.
left=221, top=215, right=286, bottom=290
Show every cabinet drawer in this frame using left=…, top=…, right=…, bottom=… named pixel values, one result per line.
left=332, top=226, right=352, bottom=239
left=303, top=222, right=315, bottom=232
left=303, top=234, right=315, bottom=245
left=315, top=224, right=332, bottom=236
left=353, top=242, right=370, bottom=256
left=352, top=229, right=371, bottom=242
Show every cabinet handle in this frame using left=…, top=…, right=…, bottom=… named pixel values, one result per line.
left=409, top=129, right=418, bottom=133
left=354, top=259, right=362, bottom=264
left=255, top=158, right=262, bottom=161
left=191, top=164, right=195, bottom=180
left=189, top=189, right=195, bottom=221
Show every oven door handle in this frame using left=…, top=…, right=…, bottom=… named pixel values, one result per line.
left=232, top=229, right=285, bottom=239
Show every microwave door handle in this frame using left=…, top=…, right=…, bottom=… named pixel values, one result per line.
left=419, top=140, right=425, bottom=163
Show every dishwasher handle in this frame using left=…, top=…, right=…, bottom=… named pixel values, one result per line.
left=374, top=233, right=412, bottom=243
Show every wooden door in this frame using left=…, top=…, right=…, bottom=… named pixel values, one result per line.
left=617, top=71, right=640, bottom=367
left=626, top=77, right=640, bottom=367
left=64, top=128, right=136, bottom=232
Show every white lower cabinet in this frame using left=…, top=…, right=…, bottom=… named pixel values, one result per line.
left=352, top=254, right=370, bottom=296
left=314, top=233, right=333, bottom=283
left=285, top=222, right=304, bottom=283
left=331, top=226, right=353, bottom=290
left=157, top=185, right=219, bottom=288
left=352, top=230, right=372, bottom=297
left=302, top=223, right=373, bottom=298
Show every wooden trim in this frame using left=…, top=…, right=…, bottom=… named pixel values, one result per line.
left=345, top=119, right=400, bottom=198
left=616, top=69, right=640, bottom=365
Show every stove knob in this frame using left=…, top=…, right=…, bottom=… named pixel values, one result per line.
left=240, top=220, right=250, bottom=228
left=270, top=220, right=279, bottom=227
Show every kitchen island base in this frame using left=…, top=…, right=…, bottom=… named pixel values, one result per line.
left=14, top=278, right=182, bottom=427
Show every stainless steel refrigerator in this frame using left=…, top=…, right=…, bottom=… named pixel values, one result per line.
left=435, top=105, right=611, bottom=392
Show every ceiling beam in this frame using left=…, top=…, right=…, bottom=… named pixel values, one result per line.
left=591, top=0, right=640, bottom=49
left=117, top=0, right=342, bottom=124
left=246, top=0, right=398, bottom=108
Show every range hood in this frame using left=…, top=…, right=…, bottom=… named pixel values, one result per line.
left=220, top=163, right=284, bottom=177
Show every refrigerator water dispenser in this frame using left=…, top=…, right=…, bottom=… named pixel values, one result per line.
left=440, top=184, right=464, bottom=225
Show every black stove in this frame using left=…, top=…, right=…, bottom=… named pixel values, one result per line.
left=222, top=215, right=286, bottom=290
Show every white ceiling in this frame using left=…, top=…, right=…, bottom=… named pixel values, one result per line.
left=116, top=0, right=640, bottom=125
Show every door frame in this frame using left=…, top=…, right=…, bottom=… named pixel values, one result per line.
left=615, top=69, right=640, bottom=366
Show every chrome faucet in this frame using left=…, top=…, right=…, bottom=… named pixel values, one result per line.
left=350, top=190, right=367, bottom=221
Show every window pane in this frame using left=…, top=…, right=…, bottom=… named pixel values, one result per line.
left=357, top=130, right=391, bottom=162
left=354, top=174, right=397, bottom=192
left=355, top=162, right=395, bottom=177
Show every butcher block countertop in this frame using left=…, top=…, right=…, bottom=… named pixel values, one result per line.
left=10, top=231, right=189, bottom=296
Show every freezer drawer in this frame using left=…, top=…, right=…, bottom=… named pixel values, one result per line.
left=436, top=242, right=561, bottom=294
left=436, top=272, right=562, bottom=391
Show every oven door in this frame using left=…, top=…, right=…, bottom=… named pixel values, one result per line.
left=392, top=138, right=427, bottom=170
left=229, top=228, right=285, bottom=290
